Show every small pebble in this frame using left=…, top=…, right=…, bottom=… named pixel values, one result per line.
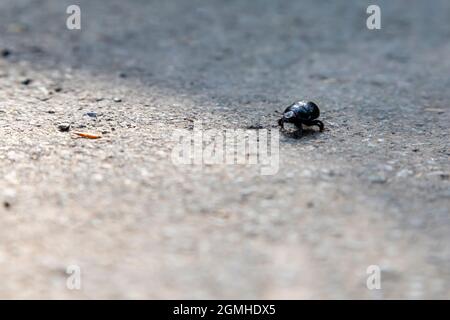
left=247, top=124, right=264, bottom=130
left=428, top=171, right=450, bottom=180
left=424, top=108, right=445, bottom=114
left=84, top=112, right=97, bottom=118
left=57, top=123, right=71, bottom=132
left=1, top=49, right=11, bottom=57
left=3, top=201, right=11, bottom=209
left=368, top=175, right=387, bottom=184
left=21, top=78, right=32, bottom=85
left=113, top=97, right=122, bottom=103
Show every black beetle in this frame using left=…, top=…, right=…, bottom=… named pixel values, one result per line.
left=278, top=101, right=324, bottom=134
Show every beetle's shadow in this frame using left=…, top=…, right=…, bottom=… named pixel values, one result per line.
left=280, top=127, right=322, bottom=140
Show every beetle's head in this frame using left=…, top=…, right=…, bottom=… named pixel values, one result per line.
left=282, top=110, right=295, bottom=121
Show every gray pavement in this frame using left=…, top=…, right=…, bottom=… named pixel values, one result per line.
left=0, top=0, right=449, bottom=298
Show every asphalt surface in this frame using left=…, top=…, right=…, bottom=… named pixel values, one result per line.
left=0, top=0, right=449, bottom=299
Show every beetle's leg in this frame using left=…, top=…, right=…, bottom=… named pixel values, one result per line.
left=278, top=118, right=284, bottom=129
left=308, top=120, right=324, bottom=132
left=294, top=122, right=303, bottom=137
left=313, top=120, right=324, bottom=132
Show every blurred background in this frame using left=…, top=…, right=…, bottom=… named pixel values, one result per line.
left=0, top=0, right=449, bottom=299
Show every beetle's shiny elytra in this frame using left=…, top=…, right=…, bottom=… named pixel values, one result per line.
left=278, top=101, right=324, bottom=134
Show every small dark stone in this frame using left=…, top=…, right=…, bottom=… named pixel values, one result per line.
left=84, top=112, right=97, bottom=118
left=21, top=78, right=32, bottom=85
left=368, top=175, right=387, bottom=184
left=57, top=123, right=71, bottom=132
left=1, top=49, right=11, bottom=57
left=54, top=87, right=63, bottom=92
left=3, top=201, right=11, bottom=209
left=247, top=124, right=264, bottom=130
left=47, top=110, right=56, bottom=114
left=119, top=72, right=127, bottom=78
left=439, top=173, right=449, bottom=180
